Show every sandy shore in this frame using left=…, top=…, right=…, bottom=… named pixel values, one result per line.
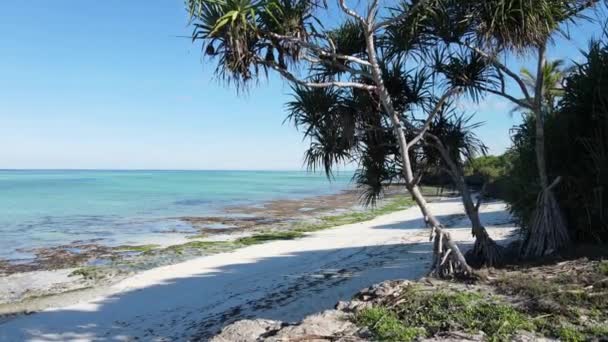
left=0, top=197, right=516, bottom=341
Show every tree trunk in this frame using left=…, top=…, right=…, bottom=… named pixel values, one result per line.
left=428, top=136, right=503, bottom=267
left=362, top=23, right=473, bottom=277
left=521, top=43, right=570, bottom=258
left=406, top=183, right=473, bottom=277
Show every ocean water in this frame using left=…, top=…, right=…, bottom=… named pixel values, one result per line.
left=0, top=170, right=352, bottom=261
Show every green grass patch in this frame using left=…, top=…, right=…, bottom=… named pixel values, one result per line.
left=557, top=325, right=586, bottom=342
left=597, top=260, right=608, bottom=276
left=356, top=307, right=425, bottom=341
left=355, top=286, right=534, bottom=341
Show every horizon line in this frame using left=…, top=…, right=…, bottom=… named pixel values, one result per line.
left=0, top=168, right=357, bottom=172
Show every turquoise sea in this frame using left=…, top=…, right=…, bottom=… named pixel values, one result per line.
left=0, top=170, right=352, bottom=262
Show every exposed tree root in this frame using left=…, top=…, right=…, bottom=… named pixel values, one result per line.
left=429, top=226, right=474, bottom=278
left=469, top=228, right=505, bottom=268
left=522, top=187, right=570, bottom=258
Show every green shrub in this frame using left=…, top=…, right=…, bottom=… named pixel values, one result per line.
left=355, top=286, right=533, bottom=341
left=356, top=307, right=425, bottom=342
left=503, top=40, right=608, bottom=243
left=464, top=154, right=512, bottom=199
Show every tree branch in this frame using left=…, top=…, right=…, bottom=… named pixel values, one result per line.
left=339, top=0, right=365, bottom=24
left=406, top=88, right=460, bottom=150
left=257, top=57, right=376, bottom=90
left=459, top=42, right=533, bottom=103
left=267, top=32, right=372, bottom=67
left=476, top=85, right=532, bottom=110
left=367, top=0, right=380, bottom=26
left=302, top=55, right=373, bottom=79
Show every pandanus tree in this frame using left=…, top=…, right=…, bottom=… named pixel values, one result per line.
left=422, top=109, right=505, bottom=266
left=185, top=0, right=490, bottom=276
left=418, top=0, right=601, bottom=258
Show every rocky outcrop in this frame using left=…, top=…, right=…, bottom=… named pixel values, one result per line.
left=210, top=319, right=285, bottom=342
left=210, top=280, right=414, bottom=341
left=210, top=278, right=554, bottom=341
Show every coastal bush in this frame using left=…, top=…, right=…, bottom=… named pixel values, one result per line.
left=503, top=39, right=608, bottom=243
left=464, top=154, right=512, bottom=199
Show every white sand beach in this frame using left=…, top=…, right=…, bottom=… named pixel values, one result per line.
left=0, top=197, right=516, bottom=341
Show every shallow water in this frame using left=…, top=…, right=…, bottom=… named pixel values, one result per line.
left=0, top=170, right=352, bottom=261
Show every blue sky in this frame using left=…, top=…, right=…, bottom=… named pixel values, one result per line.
left=0, top=1, right=603, bottom=170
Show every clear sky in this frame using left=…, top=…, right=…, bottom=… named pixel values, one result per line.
left=0, top=1, right=603, bottom=170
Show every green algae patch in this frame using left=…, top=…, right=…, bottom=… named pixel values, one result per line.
left=163, top=240, right=236, bottom=254
left=294, top=195, right=415, bottom=233
left=114, top=244, right=160, bottom=254
left=186, top=233, right=209, bottom=240
left=235, top=231, right=305, bottom=246
left=69, top=266, right=113, bottom=281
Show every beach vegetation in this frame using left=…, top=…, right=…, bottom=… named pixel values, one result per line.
left=355, top=306, right=425, bottom=342
left=356, top=286, right=533, bottom=341
left=356, top=259, right=608, bottom=341
left=501, top=39, right=608, bottom=245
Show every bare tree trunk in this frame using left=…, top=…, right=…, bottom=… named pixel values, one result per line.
left=427, top=134, right=503, bottom=266
left=522, top=43, right=570, bottom=258
left=361, top=29, right=472, bottom=277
